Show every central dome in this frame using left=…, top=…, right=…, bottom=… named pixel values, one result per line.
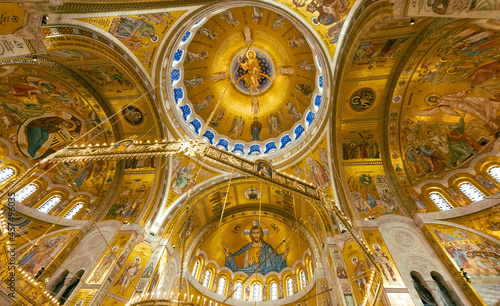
left=162, top=4, right=328, bottom=157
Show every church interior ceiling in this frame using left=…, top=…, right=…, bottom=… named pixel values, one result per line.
left=1, top=0, right=500, bottom=305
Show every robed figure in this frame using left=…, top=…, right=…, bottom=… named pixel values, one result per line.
left=222, top=226, right=289, bottom=275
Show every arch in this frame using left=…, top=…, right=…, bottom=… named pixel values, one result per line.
left=430, top=271, right=458, bottom=305
left=410, top=271, right=437, bottom=306
left=50, top=270, right=69, bottom=295
left=59, top=269, right=85, bottom=305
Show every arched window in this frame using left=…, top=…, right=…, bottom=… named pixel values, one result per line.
left=300, top=270, right=307, bottom=289
left=192, top=260, right=200, bottom=277
left=64, top=203, right=83, bottom=219
left=286, top=277, right=293, bottom=296
left=252, top=283, right=261, bottom=301
left=0, top=167, right=15, bottom=183
left=217, top=276, right=226, bottom=295
left=458, top=182, right=485, bottom=202
left=488, top=166, right=500, bottom=182
left=15, top=184, right=37, bottom=202
left=38, top=196, right=62, bottom=213
left=233, top=281, right=243, bottom=300
left=270, top=281, right=278, bottom=300
left=429, top=192, right=453, bottom=210
left=202, top=270, right=212, bottom=288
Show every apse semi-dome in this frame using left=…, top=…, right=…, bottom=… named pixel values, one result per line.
left=161, top=3, right=330, bottom=159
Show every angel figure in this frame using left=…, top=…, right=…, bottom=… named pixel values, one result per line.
left=412, top=88, right=500, bottom=132
left=252, top=7, right=263, bottom=23
left=298, top=60, right=315, bottom=71
left=286, top=101, right=301, bottom=121
left=229, top=116, right=245, bottom=138
left=288, top=35, right=306, bottom=48
left=186, top=51, right=208, bottom=62
left=272, top=15, right=286, bottom=30
left=198, top=27, right=218, bottom=40
left=195, top=95, right=214, bottom=111
left=268, top=113, right=282, bottom=135
left=185, top=75, right=206, bottom=88
left=251, top=98, right=260, bottom=115
left=243, top=26, right=253, bottom=45
left=210, top=108, right=225, bottom=127
left=210, top=71, right=227, bottom=83
left=278, top=66, right=295, bottom=75
left=220, top=10, right=239, bottom=26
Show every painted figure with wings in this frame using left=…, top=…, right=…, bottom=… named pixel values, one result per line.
left=413, top=88, right=500, bottom=132
left=229, top=116, right=245, bottom=138
left=268, top=113, right=282, bottom=135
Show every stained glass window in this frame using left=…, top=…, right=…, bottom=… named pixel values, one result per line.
left=252, top=283, right=261, bottom=301
left=458, top=183, right=485, bottom=202
left=270, top=281, right=278, bottom=300
left=233, top=281, right=243, bottom=300
left=64, top=203, right=83, bottom=219
left=192, top=260, right=200, bottom=277
left=0, top=167, right=14, bottom=183
left=38, top=196, right=62, bottom=213
left=217, top=276, right=226, bottom=295
left=15, top=184, right=37, bottom=202
left=488, top=166, right=500, bottom=182
left=429, top=192, right=452, bottom=211
left=203, top=270, right=211, bottom=288
left=300, top=270, right=307, bottom=289
left=286, top=277, right=293, bottom=296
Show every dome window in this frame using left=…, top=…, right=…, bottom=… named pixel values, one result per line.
left=488, top=166, right=500, bottom=182
left=233, top=281, right=243, bottom=300
left=270, top=281, right=278, bottom=300
left=458, top=182, right=485, bottom=202
left=38, top=196, right=62, bottom=213
left=202, top=270, right=212, bottom=288
left=64, top=203, right=83, bottom=219
left=286, top=277, right=293, bottom=296
left=252, top=282, right=261, bottom=301
left=217, top=276, right=226, bottom=295
left=429, top=192, right=452, bottom=211
left=15, top=184, right=37, bottom=203
left=0, top=167, right=15, bottom=184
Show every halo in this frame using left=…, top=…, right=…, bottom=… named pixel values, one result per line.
left=424, top=93, right=440, bottom=106
left=351, top=256, right=358, bottom=264
left=134, top=256, right=142, bottom=263
left=150, top=34, right=159, bottom=43
left=65, top=119, right=78, bottom=131
left=244, top=220, right=269, bottom=243
left=41, top=105, right=54, bottom=113
left=372, top=243, right=381, bottom=250
left=111, top=246, right=119, bottom=252
left=246, top=49, right=256, bottom=58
